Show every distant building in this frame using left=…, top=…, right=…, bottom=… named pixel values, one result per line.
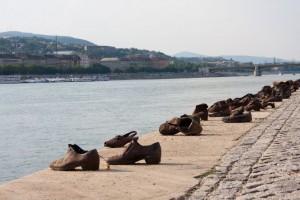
left=21, top=54, right=46, bottom=66
left=88, top=46, right=116, bottom=53
left=43, top=54, right=60, bottom=66
left=199, top=67, right=210, bottom=74
left=0, top=54, right=22, bottom=67
left=79, top=54, right=89, bottom=68
left=216, top=60, right=235, bottom=68
left=0, top=52, right=170, bottom=70
left=57, top=55, right=81, bottom=68
left=54, top=51, right=75, bottom=55
left=100, top=55, right=170, bottom=70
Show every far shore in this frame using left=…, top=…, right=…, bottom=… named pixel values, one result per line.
left=0, top=71, right=280, bottom=84
left=0, top=99, right=283, bottom=199
left=0, top=72, right=236, bottom=84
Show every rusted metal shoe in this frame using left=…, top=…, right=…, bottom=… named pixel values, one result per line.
left=104, top=131, right=138, bottom=148
left=230, top=106, right=244, bottom=117
left=262, top=102, right=275, bottom=109
left=159, top=117, right=180, bottom=135
left=208, top=100, right=228, bottom=113
left=209, top=109, right=231, bottom=117
left=192, top=103, right=208, bottom=121
left=107, top=140, right=161, bottom=165
left=244, top=98, right=263, bottom=112
left=178, top=116, right=202, bottom=136
left=222, top=112, right=252, bottom=123
left=50, top=144, right=99, bottom=171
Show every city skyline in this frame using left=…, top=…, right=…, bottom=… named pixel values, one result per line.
left=1, top=0, right=300, bottom=60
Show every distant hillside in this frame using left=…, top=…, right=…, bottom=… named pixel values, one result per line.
left=174, top=51, right=291, bottom=64
left=0, top=31, right=96, bottom=46
left=0, top=34, right=171, bottom=60
left=173, top=51, right=205, bottom=58
left=221, top=55, right=289, bottom=64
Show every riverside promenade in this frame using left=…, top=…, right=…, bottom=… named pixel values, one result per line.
left=190, top=90, right=300, bottom=199
left=0, top=83, right=299, bottom=200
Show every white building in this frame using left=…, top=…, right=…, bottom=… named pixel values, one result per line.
left=79, top=54, right=89, bottom=68
left=199, top=67, right=210, bottom=74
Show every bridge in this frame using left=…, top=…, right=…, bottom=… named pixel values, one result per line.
left=207, top=63, right=300, bottom=76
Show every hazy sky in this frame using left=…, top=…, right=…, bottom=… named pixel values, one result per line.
left=1, top=0, right=300, bottom=60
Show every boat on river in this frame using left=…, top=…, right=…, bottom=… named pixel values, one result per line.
left=0, top=75, right=21, bottom=84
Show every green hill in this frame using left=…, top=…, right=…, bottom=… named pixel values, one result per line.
left=0, top=33, right=171, bottom=60
left=0, top=31, right=96, bottom=46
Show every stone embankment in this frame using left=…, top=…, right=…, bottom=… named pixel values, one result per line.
left=107, top=72, right=226, bottom=80
left=190, top=90, right=300, bottom=199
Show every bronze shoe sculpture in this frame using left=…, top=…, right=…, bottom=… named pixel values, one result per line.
left=178, top=116, right=202, bottom=136
left=244, top=98, right=263, bottom=112
left=50, top=144, right=99, bottom=171
left=159, top=117, right=180, bottom=135
left=230, top=106, right=244, bottom=116
left=208, top=108, right=231, bottom=117
left=262, top=101, right=275, bottom=109
left=192, top=103, right=208, bottom=121
left=208, top=100, right=228, bottom=113
left=107, top=140, right=161, bottom=165
left=104, top=131, right=138, bottom=148
left=222, top=112, right=252, bottom=123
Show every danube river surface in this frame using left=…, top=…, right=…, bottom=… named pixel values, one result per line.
left=0, top=74, right=299, bottom=184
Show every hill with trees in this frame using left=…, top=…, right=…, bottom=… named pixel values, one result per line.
left=0, top=31, right=96, bottom=46
left=0, top=32, right=170, bottom=60
left=0, top=31, right=220, bottom=75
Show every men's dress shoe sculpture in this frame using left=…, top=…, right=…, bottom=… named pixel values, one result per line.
left=262, top=102, right=275, bottom=109
left=208, top=100, right=231, bottom=117
left=208, top=100, right=228, bottom=113
left=244, top=98, right=263, bottom=112
left=104, top=131, right=138, bottom=148
left=178, top=116, right=203, bottom=135
left=208, top=109, right=231, bottom=117
left=159, top=117, right=180, bottom=135
left=50, top=144, right=99, bottom=171
left=230, top=106, right=244, bottom=116
left=107, top=140, right=161, bottom=165
left=222, top=112, right=252, bottom=123
left=159, top=115, right=202, bottom=136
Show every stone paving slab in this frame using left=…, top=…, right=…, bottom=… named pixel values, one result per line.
left=190, top=91, right=300, bottom=200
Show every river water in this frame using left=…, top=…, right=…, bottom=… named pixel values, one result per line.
left=0, top=74, right=299, bottom=184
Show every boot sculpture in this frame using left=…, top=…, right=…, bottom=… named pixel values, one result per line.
left=50, top=144, right=99, bottom=171
left=192, top=103, right=208, bottom=121
left=104, top=131, right=138, bottom=148
left=107, top=140, right=161, bottom=165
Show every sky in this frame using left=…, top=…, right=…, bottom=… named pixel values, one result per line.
left=1, top=0, right=300, bottom=60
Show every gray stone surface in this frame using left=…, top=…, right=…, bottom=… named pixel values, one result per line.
left=190, top=90, right=300, bottom=200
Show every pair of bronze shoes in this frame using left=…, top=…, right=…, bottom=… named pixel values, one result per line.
left=159, top=114, right=203, bottom=136
left=50, top=144, right=100, bottom=171
left=50, top=131, right=162, bottom=170
left=104, top=131, right=161, bottom=165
